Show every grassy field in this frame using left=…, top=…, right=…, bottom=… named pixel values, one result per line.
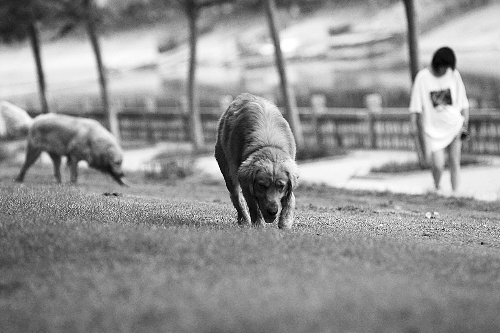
left=1, top=162, right=500, bottom=332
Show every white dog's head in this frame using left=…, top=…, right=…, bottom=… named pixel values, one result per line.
left=90, top=144, right=127, bottom=186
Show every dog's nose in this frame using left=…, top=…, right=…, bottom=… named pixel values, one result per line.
left=267, top=206, right=278, bottom=217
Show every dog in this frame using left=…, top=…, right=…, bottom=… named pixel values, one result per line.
left=0, top=100, right=33, bottom=140
left=215, top=93, right=299, bottom=229
left=16, top=113, right=127, bottom=186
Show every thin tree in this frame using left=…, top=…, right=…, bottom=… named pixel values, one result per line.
left=184, top=0, right=205, bottom=151
left=83, top=0, right=120, bottom=142
left=403, top=0, right=425, bottom=165
left=263, top=0, right=304, bottom=149
left=0, top=0, right=51, bottom=113
left=403, top=0, right=419, bottom=82
left=160, top=0, right=232, bottom=151
left=55, top=0, right=119, bottom=141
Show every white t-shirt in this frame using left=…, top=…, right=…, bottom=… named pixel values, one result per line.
left=409, top=67, right=469, bottom=152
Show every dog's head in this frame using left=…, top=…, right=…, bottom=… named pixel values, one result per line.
left=90, top=144, right=128, bottom=186
left=238, top=147, right=298, bottom=223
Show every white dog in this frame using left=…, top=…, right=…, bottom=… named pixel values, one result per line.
left=0, top=101, right=33, bottom=140
left=16, top=113, right=127, bottom=185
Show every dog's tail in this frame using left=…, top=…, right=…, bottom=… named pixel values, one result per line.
left=0, top=101, right=34, bottom=140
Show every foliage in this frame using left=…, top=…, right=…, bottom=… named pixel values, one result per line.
left=0, top=0, right=72, bottom=43
left=0, top=0, right=47, bottom=42
left=143, top=154, right=196, bottom=180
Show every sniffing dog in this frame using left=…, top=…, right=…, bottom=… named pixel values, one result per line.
left=215, top=93, right=299, bottom=229
left=16, top=113, right=127, bottom=186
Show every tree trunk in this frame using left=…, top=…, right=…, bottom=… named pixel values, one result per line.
left=403, top=0, right=425, bottom=165
left=84, top=0, right=120, bottom=142
left=403, top=0, right=420, bottom=82
left=186, top=4, right=205, bottom=151
left=28, top=22, right=49, bottom=114
left=264, top=0, right=304, bottom=150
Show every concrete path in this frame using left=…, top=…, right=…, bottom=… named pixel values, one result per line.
left=298, top=150, right=500, bottom=201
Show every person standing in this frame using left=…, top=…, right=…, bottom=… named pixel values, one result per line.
left=409, top=46, right=470, bottom=193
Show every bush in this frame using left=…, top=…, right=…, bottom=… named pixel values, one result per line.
left=143, top=154, right=195, bottom=180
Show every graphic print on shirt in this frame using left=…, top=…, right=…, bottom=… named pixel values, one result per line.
left=430, top=88, right=452, bottom=108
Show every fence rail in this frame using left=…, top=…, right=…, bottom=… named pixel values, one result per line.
left=29, top=104, right=500, bottom=155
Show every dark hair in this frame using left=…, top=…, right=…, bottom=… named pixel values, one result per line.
left=431, top=47, right=456, bottom=71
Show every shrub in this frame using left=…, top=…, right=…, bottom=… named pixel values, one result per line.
left=143, top=154, right=195, bottom=180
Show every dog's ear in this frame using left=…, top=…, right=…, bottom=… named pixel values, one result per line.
left=284, top=158, right=299, bottom=199
left=238, top=158, right=256, bottom=196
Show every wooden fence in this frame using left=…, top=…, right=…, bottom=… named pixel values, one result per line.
left=41, top=104, right=500, bottom=155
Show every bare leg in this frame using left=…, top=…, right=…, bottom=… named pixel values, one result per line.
left=15, top=145, right=42, bottom=182
left=448, top=135, right=462, bottom=192
left=278, top=193, right=295, bottom=230
left=49, top=153, right=62, bottom=183
left=431, top=149, right=445, bottom=190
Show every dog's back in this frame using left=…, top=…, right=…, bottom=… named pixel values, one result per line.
left=218, top=93, right=296, bottom=166
left=29, top=113, right=117, bottom=155
left=0, top=101, right=33, bottom=139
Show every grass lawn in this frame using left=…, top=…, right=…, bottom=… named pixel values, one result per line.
left=1, top=163, right=500, bottom=332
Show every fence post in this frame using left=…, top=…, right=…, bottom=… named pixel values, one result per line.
left=179, top=96, right=189, bottom=142
left=144, top=96, right=157, bottom=143
left=109, top=102, right=121, bottom=144
left=365, top=93, right=382, bottom=149
left=311, top=94, right=326, bottom=147
left=110, top=99, right=124, bottom=140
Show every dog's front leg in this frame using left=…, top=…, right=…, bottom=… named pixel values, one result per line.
left=235, top=191, right=251, bottom=226
left=48, top=153, right=62, bottom=183
left=16, top=145, right=42, bottom=182
left=68, top=156, right=79, bottom=184
left=278, top=192, right=295, bottom=230
left=228, top=187, right=250, bottom=226
left=241, top=188, right=264, bottom=227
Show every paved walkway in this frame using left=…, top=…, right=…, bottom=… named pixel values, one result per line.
left=298, top=150, right=500, bottom=201
left=123, top=144, right=500, bottom=202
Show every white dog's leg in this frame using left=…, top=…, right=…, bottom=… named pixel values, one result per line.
left=48, top=153, right=62, bottom=183
left=68, top=156, right=79, bottom=184
left=278, top=193, right=295, bottom=230
left=16, top=144, right=42, bottom=182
